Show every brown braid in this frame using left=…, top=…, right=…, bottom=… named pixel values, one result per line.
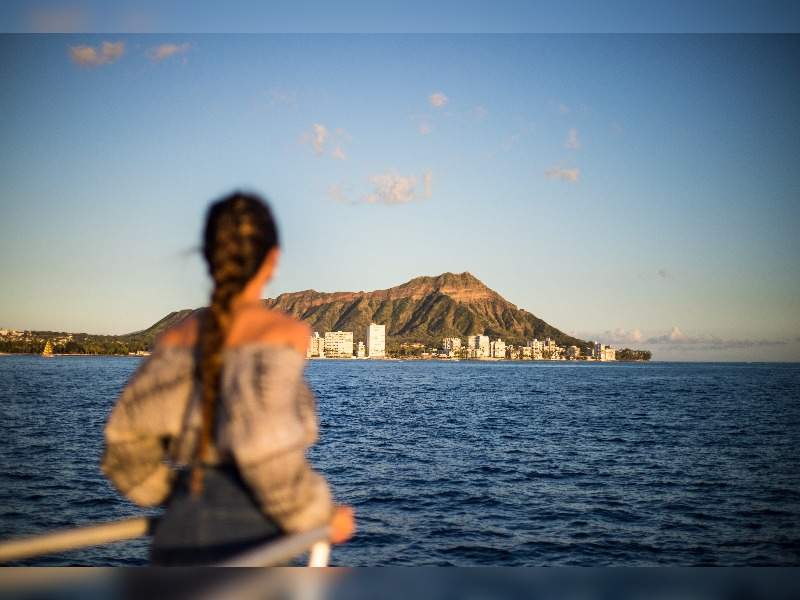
left=190, top=192, right=279, bottom=495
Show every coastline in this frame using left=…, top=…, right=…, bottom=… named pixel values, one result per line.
left=0, top=353, right=149, bottom=357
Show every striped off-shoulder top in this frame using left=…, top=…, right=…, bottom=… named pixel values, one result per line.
left=100, top=343, right=333, bottom=533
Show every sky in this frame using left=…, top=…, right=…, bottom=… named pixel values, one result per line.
left=3, top=1, right=800, bottom=34
left=1, top=32, right=799, bottom=361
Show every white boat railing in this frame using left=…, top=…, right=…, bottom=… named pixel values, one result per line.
left=0, top=517, right=332, bottom=567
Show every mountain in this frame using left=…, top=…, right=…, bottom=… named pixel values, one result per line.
left=136, top=272, right=587, bottom=350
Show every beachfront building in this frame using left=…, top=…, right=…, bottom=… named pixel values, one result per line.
left=307, top=332, right=326, bottom=358
left=324, top=331, right=354, bottom=358
left=594, top=343, right=616, bottom=361
left=490, top=339, right=506, bottom=358
left=442, top=337, right=462, bottom=352
left=366, top=323, right=386, bottom=358
left=527, top=339, right=543, bottom=360
left=566, top=345, right=581, bottom=359
left=467, top=335, right=490, bottom=358
left=543, top=338, right=561, bottom=360
left=356, top=341, right=366, bottom=358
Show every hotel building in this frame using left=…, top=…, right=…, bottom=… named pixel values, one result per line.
left=594, top=343, right=616, bottom=361
left=307, top=332, right=325, bottom=358
left=324, top=331, right=354, bottom=358
left=366, top=323, right=386, bottom=358
left=442, top=337, right=462, bottom=352
left=467, top=335, right=490, bottom=358
left=490, top=339, right=506, bottom=358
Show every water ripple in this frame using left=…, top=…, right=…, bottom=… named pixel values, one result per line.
left=0, top=357, right=799, bottom=565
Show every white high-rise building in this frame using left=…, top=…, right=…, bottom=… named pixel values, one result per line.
left=527, top=339, right=543, bottom=360
left=356, top=341, right=366, bottom=358
left=366, top=323, right=386, bottom=358
left=442, top=337, right=462, bottom=352
left=490, top=339, right=506, bottom=358
left=324, top=331, right=354, bottom=358
left=467, top=335, right=490, bottom=357
left=307, top=332, right=325, bottom=358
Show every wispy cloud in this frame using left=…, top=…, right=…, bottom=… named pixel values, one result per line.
left=586, top=325, right=791, bottom=352
left=302, top=123, right=350, bottom=159
left=147, top=42, right=191, bottom=62
left=429, top=92, right=448, bottom=109
left=609, top=328, right=643, bottom=344
left=68, top=41, right=125, bottom=67
left=565, top=128, right=581, bottom=150
left=331, top=170, right=432, bottom=206
left=328, top=183, right=353, bottom=204
left=581, top=328, right=644, bottom=345
left=545, top=167, right=580, bottom=183
left=557, top=103, right=570, bottom=115
left=657, top=268, right=669, bottom=279
left=418, top=121, right=432, bottom=135
left=331, top=146, right=346, bottom=160
left=309, top=123, right=328, bottom=155
left=645, top=326, right=788, bottom=350
left=364, top=171, right=421, bottom=205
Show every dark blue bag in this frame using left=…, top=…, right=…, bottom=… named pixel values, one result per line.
left=150, top=464, right=283, bottom=566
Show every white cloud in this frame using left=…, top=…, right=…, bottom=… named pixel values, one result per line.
left=668, top=326, right=686, bottom=342
left=311, top=123, right=328, bottom=155
left=147, top=42, right=191, bottom=62
left=583, top=328, right=644, bottom=345
left=565, top=128, right=580, bottom=150
left=611, top=328, right=643, bottom=344
left=586, top=325, right=789, bottom=352
left=645, top=326, right=788, bottom=350
left=364, top=172, right=419, bottom=205
left=545, top=167, right=580, bottom=182
left=68, top=41, right=125, bottom=66
left=302, top=124, right=351, bottom=159
left=331, top=170, right=432, bottom=206
left=429, top=92, right=448, bottom=108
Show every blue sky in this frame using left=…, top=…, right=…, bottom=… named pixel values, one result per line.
left=1, top=33, right=799, bottom=360
left=4, top=1, right=800, bottom=34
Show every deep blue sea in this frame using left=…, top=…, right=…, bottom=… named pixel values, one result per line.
left=1, top=356, right=799, bottom=566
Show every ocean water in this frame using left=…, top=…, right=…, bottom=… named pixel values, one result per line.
left=0, top=356, right=799, bottom=566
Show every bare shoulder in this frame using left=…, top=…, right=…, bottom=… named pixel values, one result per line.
left=157, top=311, right=202, bottom=349
left=229, top=307, right=310, bottom=354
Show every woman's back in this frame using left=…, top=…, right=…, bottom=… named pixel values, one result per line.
left=101, top=308, right=334, bottom=564
left=101, top=192, right=352, bottom=565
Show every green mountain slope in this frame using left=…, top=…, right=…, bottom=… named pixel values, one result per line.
left=129, top=272, right=587, bottom=350
left=263, top=272, right=586, bottom=349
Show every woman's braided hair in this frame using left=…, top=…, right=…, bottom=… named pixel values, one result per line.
left=190, top=192, right=279, bottom=495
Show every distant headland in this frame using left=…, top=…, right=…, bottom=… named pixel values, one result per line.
left=0, top=272, right=651, bottom=360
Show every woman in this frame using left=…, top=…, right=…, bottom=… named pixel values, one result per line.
left=101, top=192, right=354, bottom=565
